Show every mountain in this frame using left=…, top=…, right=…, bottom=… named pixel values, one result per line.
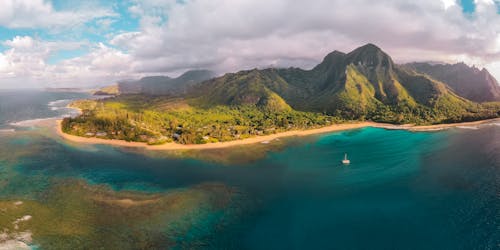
left=63, top=43, right=500, bottom=145
left=118, top=70, right=215, bottom=95
left=189, top=44, right=487, bottom=123
left=404, top=62, right=500, bottom=102
left=93, top=84, right=119, bottom=95
left=189, top=69, right=293, bottom=112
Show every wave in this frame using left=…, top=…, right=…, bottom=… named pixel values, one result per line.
left=9, top=99, right=80, bottom=127
left=458, top=121, right=500, bottom=129
left=48, top=99, right=70, bottom=107
left=456, top=125, right=480, bottom=130
left=479, top=122, right=500, bottom=128
left=410, top=127, right=446, bottom=132
left=10, top=112, right=81, bottom=127
left=9, top=118, right=55, bottom=127
left=0, top=240, right=32, bottom=250
left=0, top=231, right=33, bottom=250
left=0, top=128, right=15, bottom=133
left=48, top=99, right=71, bottom=111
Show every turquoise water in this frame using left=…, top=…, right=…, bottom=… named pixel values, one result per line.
left=0, top=91, right=499, bottom=249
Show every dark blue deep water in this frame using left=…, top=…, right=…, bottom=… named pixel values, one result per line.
left=0, top=91, right=498, bottom=249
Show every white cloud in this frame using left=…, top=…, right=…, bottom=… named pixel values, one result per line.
left=1, top=0, right=500, bottom=88
left=441, top=0, right=457, bottom=9
left=45, top=43, right=133, bottom=86
left=0, top=0, right=116, bottom=29
left=475, top=0, right=495, bottom=5
left=3, top=36, right=35, bottom=49
left=110, top=0, right=500, bottom=79
left=0, top=37, right=132, bottom=88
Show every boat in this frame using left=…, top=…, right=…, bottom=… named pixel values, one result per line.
left=342, top=153, right=350, bottom=165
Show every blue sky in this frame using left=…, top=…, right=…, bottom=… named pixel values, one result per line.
left=0, top=0, right=140, bottom=63
left=0, top=0, right=500, bottom=88
left=461, top=0, right=476, bottom=13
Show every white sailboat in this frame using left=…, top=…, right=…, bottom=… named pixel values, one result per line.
left=342, top=153, right=350, bottom=165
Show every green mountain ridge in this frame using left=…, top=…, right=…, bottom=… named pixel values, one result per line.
left=62, top=43, right=500, bottom=145
left=118, top=70, right=215, bottom=96
left=403, top=62, right=500, bottom=102
left=188, top=43, right=492, bottom=123
left=189, top=69, right=292, bottom=112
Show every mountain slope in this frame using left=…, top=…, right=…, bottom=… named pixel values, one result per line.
left=404, top=62, right=500, bottom=102
left=93, top=84, right=119, bottom=95
left=190, top=69, right=292, bottom=112
left=188, top=44, right=487, bottom=123
left=118, top=70, right=215, bottom=95
left=63, top=43, right=500, bottom=145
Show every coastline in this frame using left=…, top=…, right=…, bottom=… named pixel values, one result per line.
left=371, top=118, right=500, bottom=131
left=56, top=120, right=373, bottom=150
left=396, top=119, right=499, bottom=131
left=56, top=118, right=499, bottom=150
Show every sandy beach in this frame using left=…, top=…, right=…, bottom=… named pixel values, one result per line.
left=56, top=120, right=374, bottom=150
left=402, top=119, right=500, bottom=131
left=56, top=118, right=499, bottom=151
left=371, top=118, right=500, bottom=131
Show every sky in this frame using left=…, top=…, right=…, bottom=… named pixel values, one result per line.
left=0, top=0, right=500, bottom=88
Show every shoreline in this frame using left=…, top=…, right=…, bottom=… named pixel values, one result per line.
left=371, top=118, right=500, bottom=131
left=56, top=118, right=499, bottom=150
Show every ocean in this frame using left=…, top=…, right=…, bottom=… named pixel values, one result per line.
left=0, top=90, right=498, bottom=249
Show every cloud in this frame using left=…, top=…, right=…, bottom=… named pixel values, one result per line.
left=114, top=0, right=500, bottom=77
left=441, top=0, right=457, bottom=9
left=3, top=36, right=35, bottom=49
left=1, top=0, right=500, bottom=88
left=43, top=43, right=133, bottom=87
left=0, top=0, right=116, bottom=29
left=0, top=36, right=132, bottom=88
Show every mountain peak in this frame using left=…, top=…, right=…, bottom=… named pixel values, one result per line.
left=313, top=50, right=346, bottom=72
left=346, top=43, right=393, bottom=69
left=405, top=61, right=500, bottom=102
left=357, top=43, right=382, bottom=51
left=349, top=43, right=386, bottom=57
left=327, top=50, right=346, bottom=56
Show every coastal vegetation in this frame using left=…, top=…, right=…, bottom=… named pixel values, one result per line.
left=62, top=96, right=335, bottom=145
left=404, top=62, right=500, bottom=102
left=62, top=44, right=500, bottom=145
left=92, top=84, right=119, bottom=96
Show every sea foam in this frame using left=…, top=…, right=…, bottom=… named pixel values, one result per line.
left=456, top=126, right=480, bottom=130
left=48, top=99, right=71, bottom=111
left=9, top=118, right=54, bottom=127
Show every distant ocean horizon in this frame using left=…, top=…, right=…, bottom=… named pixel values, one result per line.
left=0, top=90, right=498, bottom=249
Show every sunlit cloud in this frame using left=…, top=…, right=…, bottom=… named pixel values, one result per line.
left=0, top=0, right=116, bottom=30
left=0, top=0, right=499, bottom=88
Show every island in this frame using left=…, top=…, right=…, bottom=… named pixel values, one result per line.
left=60, top=44, right=500, bottom=147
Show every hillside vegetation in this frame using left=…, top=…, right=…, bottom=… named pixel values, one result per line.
left=63, top=44, right=500, bottom=144
left=93, top=84, right=119, bottom=96
left=118, top=70, right=215, bottom=95
left=62, top=96, right=335, bottom=144
left=404, top=62, right=500, bottom=102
